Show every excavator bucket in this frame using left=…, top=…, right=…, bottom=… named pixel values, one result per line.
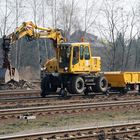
left=0, top=68, right=19, bottom=84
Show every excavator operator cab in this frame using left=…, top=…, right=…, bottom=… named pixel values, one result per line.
left=58, top=42, right=101, bottom=74
left=44, top=42, right=101, bottom=74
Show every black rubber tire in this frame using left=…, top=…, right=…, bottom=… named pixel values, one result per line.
left=96, top=76, right=108, bottom=93
left=120, top=88, right=125, bottom=95
left=59, top=89, right=67, bottom=97
left=69, top=76, right=85, bottom=94
left=120, top=87, right=128, bottom=95
left=41, top=75, right=57, bottom=97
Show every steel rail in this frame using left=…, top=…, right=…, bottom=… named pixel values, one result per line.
left=0, top=99, right=140, bottom=119
left=0, top=89, right=139, bottom=99
left=0, top=92, right=140, bottom=109
left=0, top=122, right=140, bottom=140
left=0, top=90, right=40, bottom=99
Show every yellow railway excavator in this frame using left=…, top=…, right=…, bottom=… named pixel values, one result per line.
left=1, top=21, right=109, bottom=95
left=1, top=21, right=140, bottom=95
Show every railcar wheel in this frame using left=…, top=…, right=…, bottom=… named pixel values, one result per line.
left=59, top=89, right=67, bottom=97
left=84, top=87, right=93, bottom=95
left=96, top=76, right=108, bottom=93
left=119, top=87, right=128, bottom=95
left=69, top=76, right=85, bottom=94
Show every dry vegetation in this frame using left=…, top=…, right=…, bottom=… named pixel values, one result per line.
left=0, top=110, right=140, bottom=136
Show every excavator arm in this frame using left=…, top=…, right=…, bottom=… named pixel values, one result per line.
left=2, top=21, right=65, bottom=69
left=34, top=28, right=64, bottom=47
left=1, top=21, right=65, bottom=86
left=3, top=21, right=64, bottom=47
left=2, top=21, right=48, bottom=69
left=3, top=21, right=63, bottom=47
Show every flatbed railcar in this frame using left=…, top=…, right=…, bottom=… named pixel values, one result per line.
left=104, top=71, right=140, bottom=94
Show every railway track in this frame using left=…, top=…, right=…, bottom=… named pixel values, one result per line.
left=0, top=122, right=140, bottom=140
left=0, top=99, right=140, bottom=120
left=0, top=89, right=139, bottom=99
left=0, top=91, right=140, bottom=109
left=0, top=89, right=40, bottom=98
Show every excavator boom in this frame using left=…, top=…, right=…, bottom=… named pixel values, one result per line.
left=2, top=21, right=65, bottom=69
left=1, top=21, right=65, bottom=86
left=3, top=21, right=48, bottom=46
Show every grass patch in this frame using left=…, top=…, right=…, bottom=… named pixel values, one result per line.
left=0, top=110, right=140, bottom=135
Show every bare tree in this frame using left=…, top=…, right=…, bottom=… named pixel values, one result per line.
left=30, top=0, right=40, bottom=24
left=96, top=0, right=138, bottom=71
left=56, top=0, right=79, bottom=39
left=82, top=0, right=102, bottom=38
left=0, top=0, right=13, bottom=36
left=0, top=0, right=15, bottom=68
left=123, top=7, right=137, bottom=69
left=13, top=0, right=25, bottom=69
left=96, top=0, right=121, bottom=70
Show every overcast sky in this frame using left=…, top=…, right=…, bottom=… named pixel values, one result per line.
left=0, top=0, right=139, bottom=38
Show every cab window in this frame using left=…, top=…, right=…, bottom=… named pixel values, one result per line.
left=80, top=45, right=84, bottom=60
left=73, top=46, right=79, bottom=65
left=59, top=45, right=71, bottom=68
left=84, top=46, right=90, bottom=60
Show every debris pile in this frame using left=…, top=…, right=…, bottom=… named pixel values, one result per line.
left=0, top=79, right=36, bottom=90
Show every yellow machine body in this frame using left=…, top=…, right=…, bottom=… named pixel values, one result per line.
left=43, top=42, right=101, bottom=74
left=104, top=71, right=140, bottom=87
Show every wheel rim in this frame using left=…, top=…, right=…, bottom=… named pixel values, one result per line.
left=77, top=80, right=83, bottom=90
left=101, top=79, right=107, bottom=88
